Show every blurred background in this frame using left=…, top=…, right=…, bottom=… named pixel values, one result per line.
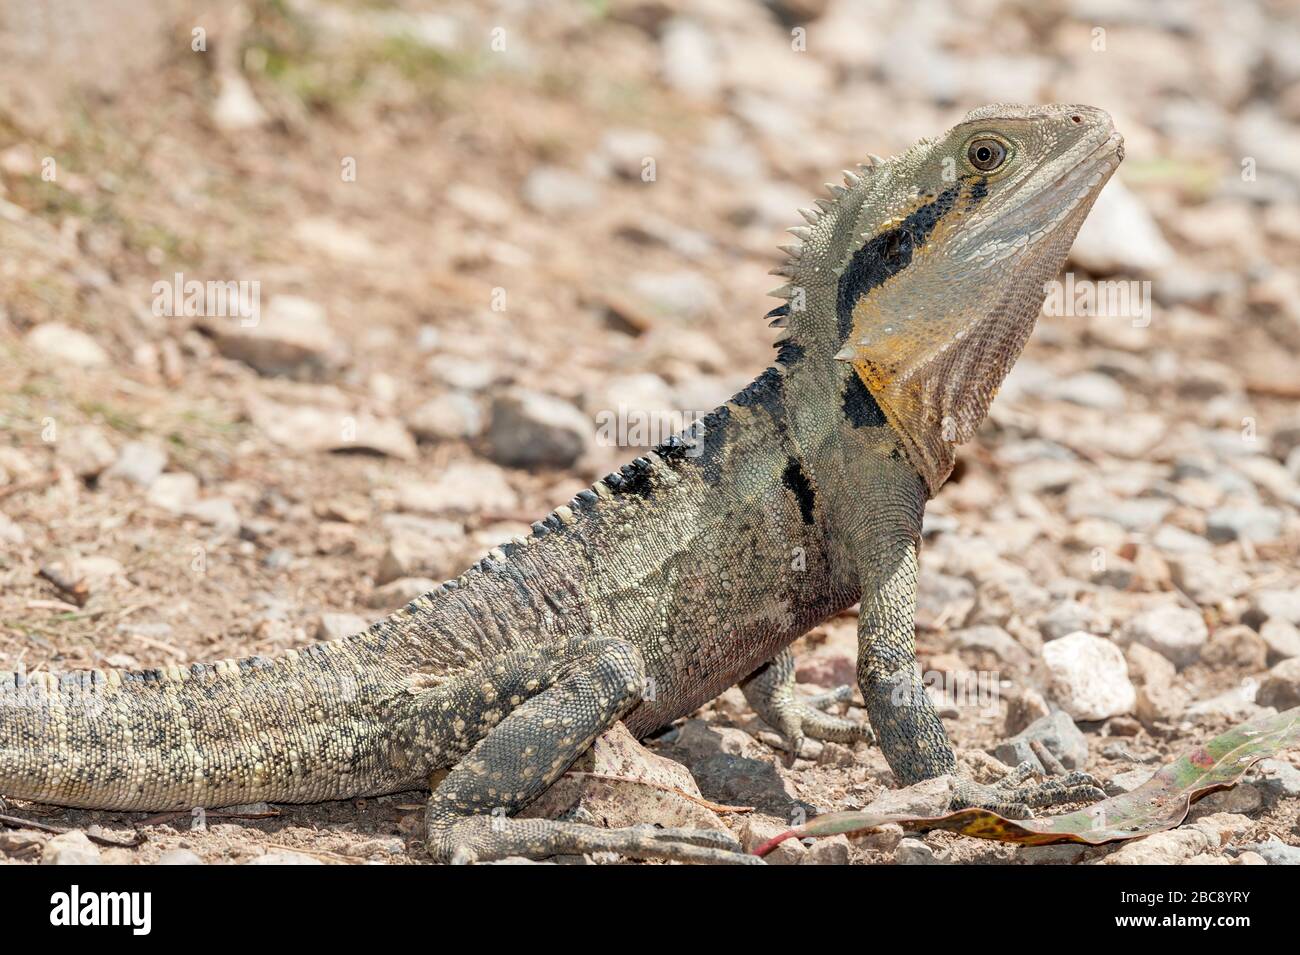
left=0, top=0, right=1298, bottom=861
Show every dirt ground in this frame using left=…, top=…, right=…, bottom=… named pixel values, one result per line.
left=1, top=0, right=1298, bottom=864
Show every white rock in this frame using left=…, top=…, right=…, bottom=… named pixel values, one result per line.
left=373, top=10, right=461, bottom=50
left=26, top=323, right=109, bottom=367
left=1250, top=589, right=1300, bottom=626
left=486, top=389, right=591, bottom=470
left=212, top=72, right=269, bottom=132
left=405, top=392, right=484, bottom=442
left=40, top=556, right=126, bottom=596
left=376, top=532, right=467, bottom=585
left=1206, top=505, right=1284, bottom=543
left=397, top=462, right=518, bottom=515
left=1167, top=553, right=1249, bottom=606
left=186, top=498, right=241, bottom=534
left=1036, top=372, right=1127, bottom=411
left=147, top=472, right=200, bottom=513
left=0, top=513, right=25, bottom=545
left=56, top=424, right=116, bottom=478
left=1117, top=605, right=1209, bottom=668
left=445, top=183, right=513, bottom=225
left=1070, top=178, right=1175, bottom=275
left=1152, top=524, right=1212, bottom=554
left=155, top=848, right=205, bottom=865
left=0, top=447, right=37, bottom=484
left=41, top=830, right=102, bottom=865
left=948, top=625, right=1031, bottom=668
left=1185, top=684, right=1262, bottom=724
left=204, top=295, right=346, bottom=379
left=1040, top=600, right=1106, bottom=641
left=292, top=218, right=378, bottom=263
left=1042, top=631, right=1136, bottom=721
left=587, top=373, right=681, bottom=452
left=521, top=166, right=597, bottom=215
left=248, top=398, right=416, bottom=460
left=660, top=18, right=721, bottom=99
left=433, top=359, right=496, bottom=392
left=1259, top=618, right=1300, bottom=662
left=895, top=838, right=942, bottom=865
left=1257, top=658, right=1300, bottom=710
left=628, top=270, right=720, bottom=320
left=316, top=613, right=371, bottom=641
left=368, top=577, right=439, bottom=610
left=103, top=440, right=168, bottom=488
left=244, top=850, right=323, bottom=865
left=598, top=128, right=665, bottom=179
left=804, top=834, right=852, bottom=865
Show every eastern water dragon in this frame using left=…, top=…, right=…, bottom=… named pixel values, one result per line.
left=0, top=104, right=1125, bottom=863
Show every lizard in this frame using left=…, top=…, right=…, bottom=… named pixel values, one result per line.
left=0, top=103, right=1124, bottom=864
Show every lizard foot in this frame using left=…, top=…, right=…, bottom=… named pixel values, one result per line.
left=432, top=816, right=763, bottom=865
left=949, top=761, right=1105, bottom=820
left=741, top=650, right=873, bottom=760
left=769, top=690, right=875, bottom=760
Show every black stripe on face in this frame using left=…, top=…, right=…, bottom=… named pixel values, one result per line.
left=842, top=371, right=886, bottom=428
left=781, top=456, right=816, bottom=524
left=835, top=183, right=961, bottom=342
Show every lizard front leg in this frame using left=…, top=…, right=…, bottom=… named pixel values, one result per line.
left=740, top=647, right=872, bottom=759
left=857, top=543, right=1103, bottom=817
left=407, top=636, right=758, bottom=864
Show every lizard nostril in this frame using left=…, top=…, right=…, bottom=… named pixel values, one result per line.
left=1070, top=114, right=1083, bottom=124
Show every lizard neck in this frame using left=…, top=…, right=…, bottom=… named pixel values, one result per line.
left=767, top=164, right=984, bottom=496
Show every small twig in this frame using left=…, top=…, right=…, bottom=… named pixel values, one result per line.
left=1245, top=570, right=1291, bottom=592
left=137, top=807, right=280, bottom=827
left=265, top=842, right=360, bottom=864
left=0, top=472, right=56, bottom=502
left=0, top=811, right=145, bottom=847
left=24, top=599, right=82, bottom=613
left=125, top=630, right=188, bottom=660
left=1029, top=739, right=1068, bottom=776
left=562, top=771, right=754, bottom=814
left=1245, top=382, right=1300, bottom=400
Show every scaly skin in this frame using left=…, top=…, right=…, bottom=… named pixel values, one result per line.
left=1, top=104, right=1123, bottom=862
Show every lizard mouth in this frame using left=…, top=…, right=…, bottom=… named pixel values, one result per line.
left=1045, top=129, right=1123, bottom=193
left=1081, top=129, right=1125, bottom=172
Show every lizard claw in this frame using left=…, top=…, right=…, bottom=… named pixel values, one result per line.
left=742, top=652, right=873, bottom=761
left=950, top=760, right=1106, bottom=819
left=770, top=687, right=874, bottom=760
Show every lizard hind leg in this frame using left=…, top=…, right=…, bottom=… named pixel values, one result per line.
left=418, top=636, right=758, bottom=864
left=741, top=647, right=873, bottom=760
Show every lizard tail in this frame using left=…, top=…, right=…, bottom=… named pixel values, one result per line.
left=0, top=635, right=417, bottom=812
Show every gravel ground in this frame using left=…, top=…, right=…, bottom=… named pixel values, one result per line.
left=1, top=0, right=1298, bottom=865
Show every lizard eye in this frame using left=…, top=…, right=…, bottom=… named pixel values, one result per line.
left=967, top=138, right=1007, bottom=172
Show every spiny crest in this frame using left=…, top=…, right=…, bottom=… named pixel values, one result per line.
left=764, top=153, right=892, bottom=369
left=765, top=154, right=886, bottom=295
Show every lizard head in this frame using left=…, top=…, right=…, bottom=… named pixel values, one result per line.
left=773, top=104, right=1123, bottom=494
